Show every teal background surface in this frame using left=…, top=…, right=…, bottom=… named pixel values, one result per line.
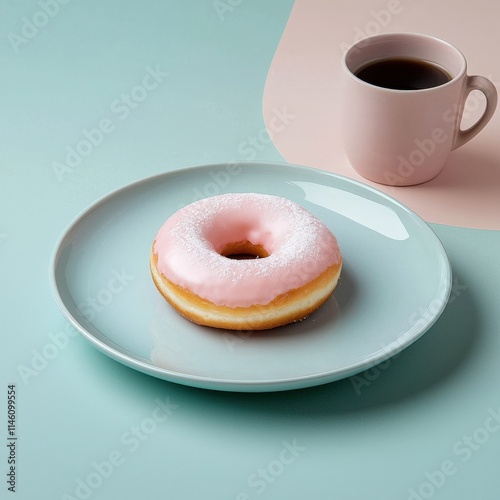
left=1, top=1, right=500, bottom=499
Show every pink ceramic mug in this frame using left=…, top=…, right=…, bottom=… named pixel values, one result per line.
left=341, top=33, right=497, bottom=186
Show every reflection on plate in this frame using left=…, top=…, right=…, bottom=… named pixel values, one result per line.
left=50, top=162, right=451, bottom=392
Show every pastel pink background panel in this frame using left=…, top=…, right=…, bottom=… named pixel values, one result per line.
left=263, top=0, right=500, bottom=229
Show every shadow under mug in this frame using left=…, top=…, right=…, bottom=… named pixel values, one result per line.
left=341, top=33, right=498, bottom=186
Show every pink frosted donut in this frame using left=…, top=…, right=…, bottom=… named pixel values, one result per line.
left=150, top=193, right=342, bottom=330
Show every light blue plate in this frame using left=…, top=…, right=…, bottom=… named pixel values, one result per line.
left=50, top=162, right=451, bottom=392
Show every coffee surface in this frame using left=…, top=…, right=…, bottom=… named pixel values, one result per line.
left=354, top=57, right=452, bottom=90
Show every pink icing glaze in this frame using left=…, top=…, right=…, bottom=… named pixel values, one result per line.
left=153, top=193, right=341, bottom=308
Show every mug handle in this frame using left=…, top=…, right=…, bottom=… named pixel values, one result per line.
left=452, top=75, right=498, bottom=150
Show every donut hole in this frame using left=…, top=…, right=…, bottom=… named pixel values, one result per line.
left=220, top=241, right=269, bottom=260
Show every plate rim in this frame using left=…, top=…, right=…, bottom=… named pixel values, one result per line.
left=49, top=161, right=452, bottom=392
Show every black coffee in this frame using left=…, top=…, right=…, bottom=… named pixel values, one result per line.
left=354, top=57, right=452, bottom=90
